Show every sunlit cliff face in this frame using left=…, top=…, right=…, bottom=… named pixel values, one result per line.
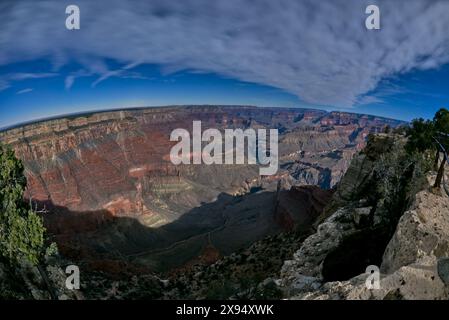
left=0, top=106, right=401, bottom=219
left=0, top=106, right=404, bottom=271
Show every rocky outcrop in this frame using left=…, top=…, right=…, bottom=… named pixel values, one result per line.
left=278, top=135, right=449, bottom=300
left=285, top=182, right=449, bottom=300
left=274, top=185, right=334, bottom=231
left=0, top=256, right=82, bottom=300
left=382, top=180, right=449, bottom=275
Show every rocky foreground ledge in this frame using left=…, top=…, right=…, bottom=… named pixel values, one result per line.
left=279, top=135, right=449, bottom=300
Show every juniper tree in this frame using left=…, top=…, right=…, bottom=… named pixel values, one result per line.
left=405, top=108, right=449, bottom=189
left=433, top=108, right=449, bottom=188
left=405, top=118, right=435, bottom=155
left=0, top=144, right=46, bottom=265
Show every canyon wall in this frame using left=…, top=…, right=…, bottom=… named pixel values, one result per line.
left=0, top=106, right=402, bottom=216
left=0, top=106, right=404, bottom=271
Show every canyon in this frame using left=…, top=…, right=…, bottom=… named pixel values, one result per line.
left=162, top=134, right=449, bottom=300
left=0, top=105, right=404, bottom=273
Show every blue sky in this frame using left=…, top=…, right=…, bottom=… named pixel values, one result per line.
left=1, top=61, right=449, bottom=128
left=1, top=0, right=449, bottom=128
left=0, top=61, right=302, bottom=128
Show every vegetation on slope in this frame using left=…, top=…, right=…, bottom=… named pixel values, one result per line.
left=0, top=144, right=58, bottom=299
left=406, top=108, right=449, bottom=189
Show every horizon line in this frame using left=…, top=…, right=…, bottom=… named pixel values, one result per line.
left=0, top=104, right=407, bottom=133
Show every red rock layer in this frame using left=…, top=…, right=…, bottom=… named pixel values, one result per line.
left=0, top=106, right=402, bottom=217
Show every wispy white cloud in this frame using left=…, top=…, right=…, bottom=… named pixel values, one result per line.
left=357, top=95, right=385, bottom=106
left=64, top=69, right=91, bottom=90
left=0, top=72, right=58, bottom=91
left=0, top=0, right=449, bottom=107
left=64, top=62, right=148, bottom=89
left=8, top=72, right=57, bottom=81
left=91, top=61, right=143, bottom=87
left=0, top=80, right=10, bottom=92
left=64, top=75, right=75, bottom=90
left=16, top=88, right=33, bottom=94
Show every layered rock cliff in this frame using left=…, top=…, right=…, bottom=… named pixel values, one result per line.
left=0, top=106, right=403, bottom=272
left=278, top=134, right=449, bottom=300
left=0, top=106, right=402, bottom=214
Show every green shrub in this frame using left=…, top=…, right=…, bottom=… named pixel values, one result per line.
left=0, top=145, right=47, bottom=266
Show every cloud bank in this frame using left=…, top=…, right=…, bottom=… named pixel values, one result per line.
left=0, top=0, right=449, bottom=107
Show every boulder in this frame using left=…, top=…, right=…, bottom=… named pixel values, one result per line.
left=282, top=184, right=449, bottom=300
left=437, top=258, right=449, bottom=285
left=352, top=207, right=372, bottom=227
left=381, top=188, right=449, bottom=274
